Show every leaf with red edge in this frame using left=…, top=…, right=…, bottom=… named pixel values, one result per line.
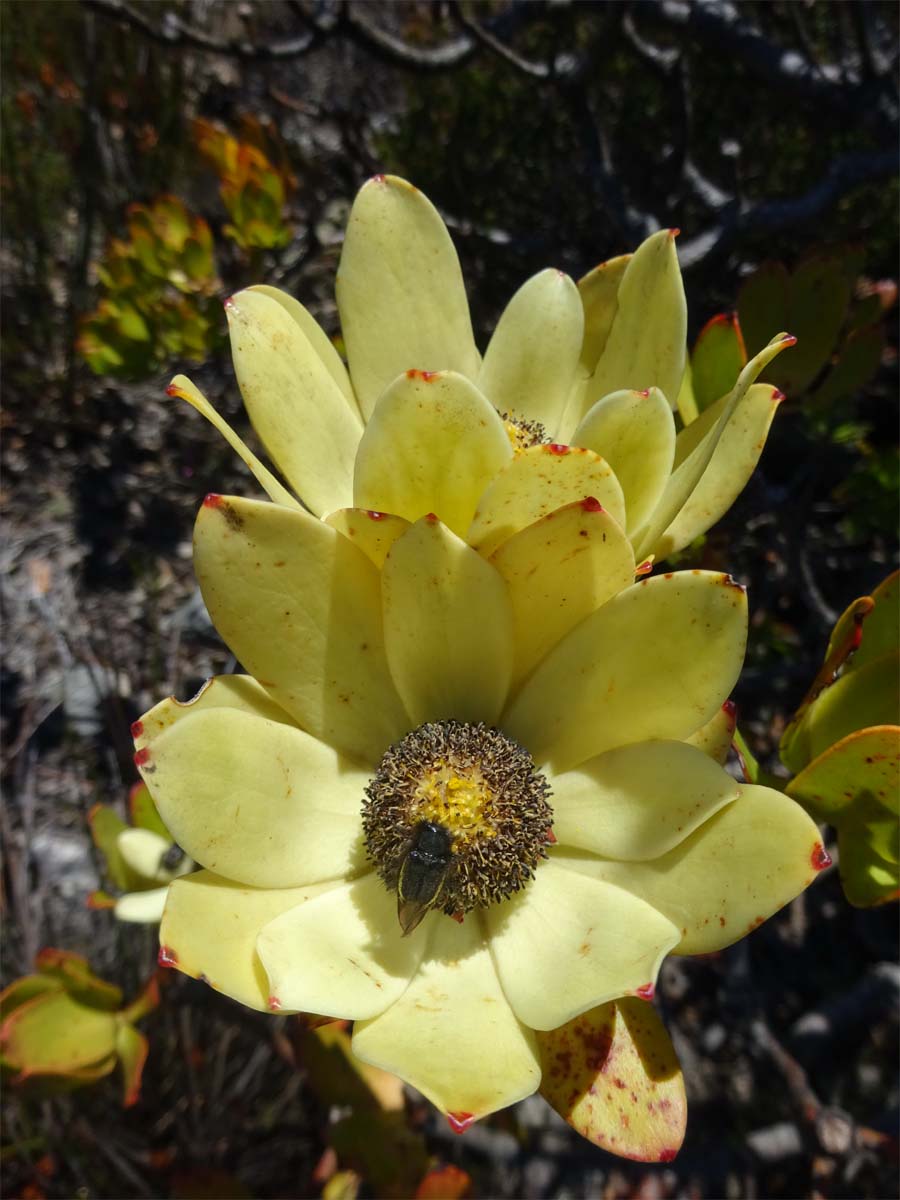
left=120, top=973, right=161, bottom=1025
left=415, top=1164, right=473, bottom=1199
left=0, top=975, right=63, bottom=1023
left=690, top=313, right=747, bottom=412
left=537, top=997, right=686, bottom=1163
left=116, top=1022, right=149, bottom=1107
left=35, top=948, right=122, bottom=1011
left=1, top=992, right=118, bottom=1078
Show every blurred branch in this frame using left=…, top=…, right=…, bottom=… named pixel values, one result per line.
left=84, top=0, right=322, bottom=58
left=450, top=1, right=550, bottom=79
left=678, top=148, right=899, bottom=268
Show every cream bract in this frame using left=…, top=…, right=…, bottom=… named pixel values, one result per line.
left=168, top=174, right=792, bottom=563
left=137, top=498, right=823, bottom=1124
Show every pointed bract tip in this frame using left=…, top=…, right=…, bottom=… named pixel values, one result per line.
left=424, top=512, right=439, bottom=523
left=635, top=982, right=655, bottom=1002
left=133, top=747, right=151, bottom=767
left=772, top=388, right=786, bottom=403
left=366, top=509, right=386, bottom=521
left=581, top=496, right=604, bottom=513
left=547, top=443, right=570, bottom=456
left=659, top=1148, right=679, bottom=1163
left=722, top=699, right=737, bottom=725
left=130, top=720, right=143, bottom=740
left=637, top=388, right=651, bottom=397
left=164, top=383, right=181, bottom=398
left=158, top=945, right=178, bottom=968
left=203, top=493, right=223, bottom=508
left=406, top=368, right=440, bottom=382
left=371, top=173, right=386, bottom=184
left=267, top=995, right=282, bottom=1012
left=781, top=333, right=797, bottom=346
left=223, top=295, right=236, bottom=311
left=722, top=573, right=746, bottom=592
left=635, top=560, right=653, bottom=577
left=668, top=227, right=681, bottom=239
left=811, top=843, right=832, bottom=871
left=447, top=1111, right=476, bottom=1134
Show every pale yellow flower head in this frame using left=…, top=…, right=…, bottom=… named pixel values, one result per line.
left=134, top=497, right=824, bottom=1129
left=170, top=174, right=793, bottom=564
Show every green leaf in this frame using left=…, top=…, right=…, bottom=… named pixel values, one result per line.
left=0, top=975, right=63, bottom=1023
left=34, top=948, right=123, bottom=1011
left=788, top=726, right=900, bottom=822
left=848, top=571, right=899, bottom=675
left=116, top=1022, right=149, bottom=1107
left=690, top=313, right=747, bottom=412
left=738, top=262, right=789, bottom=358
left=811, top=324, right=884, bottom=407
left=576, top=254, right=631, bottom=373
left=838, top=824, right=900, bottom=907
left=538, top=997, right=686, bottom=1162
left=1, top=992, right=118, bottom=1077
left=128, top=781, right=171, bottom=839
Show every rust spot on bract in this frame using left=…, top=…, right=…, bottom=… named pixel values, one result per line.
left=811, top=843, right=832, bottom=871
left=405, top=368, right=440, bottom=382
left=366, top=510, right=386, bottom=521
left=547, top=443, right=570, bottom=456
left=267, top=995, right=282, bottom=1012
left=635, top=983, right=655, bottom=1002
left=722, top=573, right=746, bottom=592
left=134, top=747, right=151, bottom=767
left=581, top=496, right=604, bottom=513
left=451, top=911, right=465, bottom=924
left=130, top=720, right=143, bottom=739
left=447, top=1112, right=476, bottom=1134
left=158, top=945, right=178, bottom=968
left=545, top=827, right=557, bottom=844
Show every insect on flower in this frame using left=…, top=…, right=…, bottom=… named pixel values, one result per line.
left=396, top=820, right=455, bottom=936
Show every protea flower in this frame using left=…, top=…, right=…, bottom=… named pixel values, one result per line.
left=134, top=497, right=825, bottom=1136
left=169, top=175, right=792, bottom=563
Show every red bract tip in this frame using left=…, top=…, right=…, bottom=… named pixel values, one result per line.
left=635, top=982, right=655, bottom=1002
left=545, top=827, right=557, bottom=844
left=203, top=493, right=223, bottom=508
left=405, top=368, right=439, bottom=382
left=424, top=512, right=439, bottom=523
left=722, top=699, right=737, bottom=725
left=158, top=945, right=178, bottom=968
left=659, top=1148, right=678, bottom=1162
left=548, top=443, right=569, bottom=456
left=165, top=383, right=180, bottom=398
left=130, top=720, right=143, bottom=739
left=447, top=1111, right=475, bottom=1134
left=371, top=173, right=386, bottom=183
left=781, top=333, right=797, bottom=346
left=637, top=388, right=650, bottom=397
left=133, top=747, right=151, bottom=767
left=581, top=496, right=604, bottom=513
left=223, top=295, right=235, bottom=310
left=772, top=388, right=786, bottom=403
left=669, top=227, right=681, bottom=239
left=635, top=560, right=653, bottom=577
left=366, top=510, right=386, bottom=521
left=267, top=995, right=282, bottom=1012
left=811, top=844, right=832, bottom=871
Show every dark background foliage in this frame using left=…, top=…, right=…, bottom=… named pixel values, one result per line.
left=2, top=2, right=898, bottom=1198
